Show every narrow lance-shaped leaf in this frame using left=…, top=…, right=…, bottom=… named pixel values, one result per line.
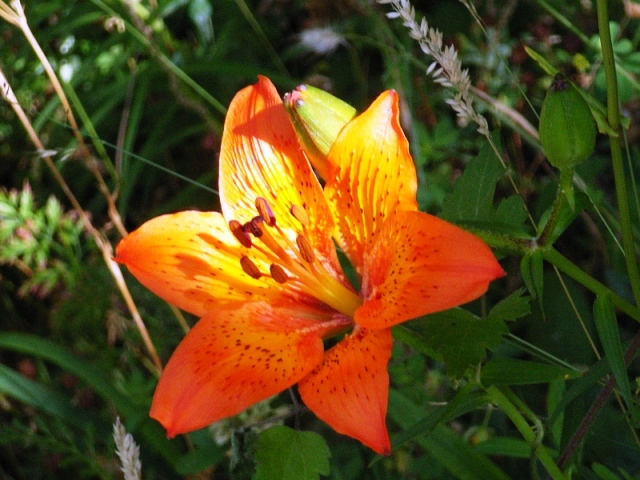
left=593, top=293, right=634, bottom=421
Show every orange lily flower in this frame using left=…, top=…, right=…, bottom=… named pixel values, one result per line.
left=115, top=76, right=504, bottom=455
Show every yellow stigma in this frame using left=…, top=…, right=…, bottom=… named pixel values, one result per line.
left=229, top=198, right=362, bottom=317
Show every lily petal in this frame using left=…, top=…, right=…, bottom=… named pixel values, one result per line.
left=219, top=76, right=342, bottom=277
left=324, top=90, right=418, bottom=274
left=298, top=327, right=392, bottom=455
left=355, top=211, right=505, bottom=329
left=115, top=211, right=319, bottom=317
left=151, top=302, right=350, bottom=437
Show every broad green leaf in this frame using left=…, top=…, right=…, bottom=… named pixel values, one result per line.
left=388, top=390, right=510, bottom=480
left=399, top=309, right=508, bottom=377
left=254, top=426, right=330, bottom=480
left=441, top=137, right=504, bottom=225
left=493, top=195, right=529, bottom=233
left=481, top=358, right=581, bottom=385
left=594, top=294, right=634, bottom=420
left=486, top=288, right=531, bottom=322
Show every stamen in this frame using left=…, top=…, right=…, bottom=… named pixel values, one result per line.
left=234, top=197, right=364, bottom=318
left=296, top=235, right=316, bottom=263
left=270, top=264, right=289, bottom=284
left=245, top=216, right=264, bottom=237
left=290, top=204, right=310, bottom=226
left=255, top=197, right=276, bottom=226
left=240, top=255, right=262, bottom=279
left=229, top=220, right=252, bottom=248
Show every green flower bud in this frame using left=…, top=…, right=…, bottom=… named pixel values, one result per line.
left=284, top=84, right=356, bottom=179
left=539, top=74, right=596, bottom=170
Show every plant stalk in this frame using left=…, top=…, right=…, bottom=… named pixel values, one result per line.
left=596, top=0, right=640, bottom=306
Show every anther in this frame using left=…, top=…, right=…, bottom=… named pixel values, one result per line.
left=240, top=255, right=262, bottom=279
left=245, top=216, right=264, bottom=237
left=296, top=235, right=316, bottom=263
left=290, top=204, right=310, bottom=226
left=269, top=264, right=289, bottom=284
left=229, top=220, right=252, bottom=248
left=255, top=197, right=276, bottom=226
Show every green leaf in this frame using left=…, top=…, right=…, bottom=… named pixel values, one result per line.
left=520, top=250, right=544, bottom=308
left=494, top=195, right=529, bottom=230
left=481, top=358, right=581, bottom=385
left=399, top=309, right=509, bottom=377
left=188, top=0, right=213, bottom=44
left=441, top=137, right=504, bottom=225
left=593, top=294, right=634, bottom=421
left=0, top=332, right=181, bottom=465
left=254, top=426, right=330, bottom=480
left=391, top=384, right=490, bottom=449
left=486, top=288, right=531, bottom=322
left=0, top=364, right=91, bottom=429
left=591, top=462, right=625, bottom=480
left=388, top=389, right=510, bottom=480
left=474, top=437, right=536, bottom=458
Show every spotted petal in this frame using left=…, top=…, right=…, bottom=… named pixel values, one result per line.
left=151, top=302, right=351, bottom=437
left=219, top=76, right=343, bottom=279
left=324, top=90, right=418, bottom=275
left=115, top=211, right=321, bottom=317
left=355, top=211, right=505, bottom=329
left=298, top=327, right=392, bottom=455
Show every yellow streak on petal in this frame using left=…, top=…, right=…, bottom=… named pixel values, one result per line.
left=325, top=90, right=418, bottom=275
left=115, top=211, right=322, bottom=317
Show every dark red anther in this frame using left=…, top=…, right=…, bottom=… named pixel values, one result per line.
left=229, top=220, right=252, bottom=248
left=255, top=197, right=276, bottom=226
left=245, top=216, right=264, bottom=237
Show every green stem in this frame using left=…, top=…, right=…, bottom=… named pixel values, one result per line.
left=543, top=248, right=640, bottom=322
left=486, top=385, right=568, bottom=480
left=537, top=170, right=572, bottom=248
left=468, top=224, right=640, bottom=321
left=465, top=228, right=535, bottom=256
left=533, top=0, right=590, bottom=44
left=596, top=0, right=640, bottom=306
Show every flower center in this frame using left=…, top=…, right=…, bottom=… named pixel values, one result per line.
left=229, top=197, right=362, bottom=318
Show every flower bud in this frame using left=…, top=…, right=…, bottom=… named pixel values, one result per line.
left=539, top=74, right=596, bottom=170
left=284, top=84, right=356, bottom=179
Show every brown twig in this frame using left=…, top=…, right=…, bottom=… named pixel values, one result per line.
left=553, top=329, right=640, bottom=473
left=0, top=3, right=162, bottom=373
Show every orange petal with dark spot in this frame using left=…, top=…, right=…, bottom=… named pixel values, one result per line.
left=298, top=327, right=392, bottom=455
left=115, top=211, right=317, bottom=317
left=355, top=211, right=505, bottom=329
left=219, top=76, right=344, bottom=280
left=150, top=302, right=349, bottom=437
left=324, top=90, right=418, bottom=275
